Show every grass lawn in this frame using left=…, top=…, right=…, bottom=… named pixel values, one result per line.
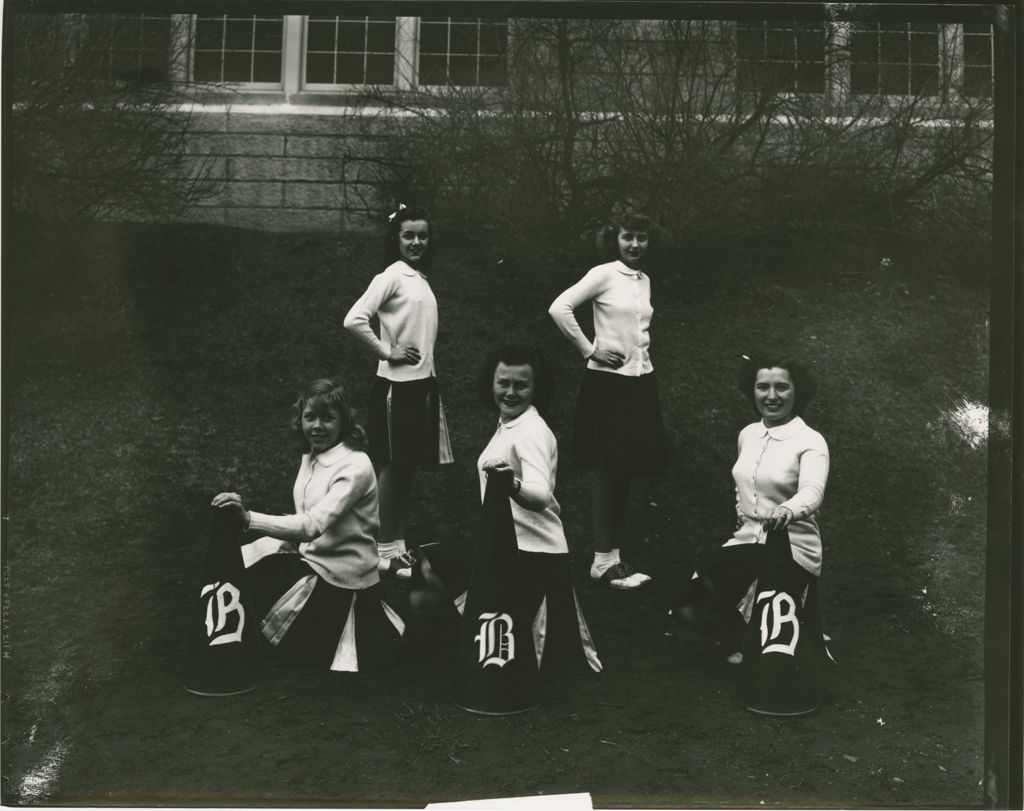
left=3, top=219, right=990, bottom=807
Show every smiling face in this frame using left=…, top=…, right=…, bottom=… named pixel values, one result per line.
left=397, top=219, right=430, bottom=266
left=617, top=226, right=650, bottom=269
left=492, top=362, right=535, bottom=423
left=754, top=367, right=796, bottom=427
left=302, top=405, right=342, bottom=453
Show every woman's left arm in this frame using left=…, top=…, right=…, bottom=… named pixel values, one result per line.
left=777, top=436, right=830, bottom=524
left=246, top=463, right=373, bottom=544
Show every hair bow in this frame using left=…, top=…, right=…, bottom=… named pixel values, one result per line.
left=387, top=203, right=407, bottom=222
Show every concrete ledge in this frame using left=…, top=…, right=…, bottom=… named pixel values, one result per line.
left=225, top=114, right=367, bottom=136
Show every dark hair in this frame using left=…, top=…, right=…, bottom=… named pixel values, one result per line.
left=736, top=354, right=819, bottom=416
left=477, top=344, right=555, bottom=416
left=290, top=379, right=368, bottom=452
left=383, top=205, right=435, bottom=271
left=595, top=211, right=672, bottom=268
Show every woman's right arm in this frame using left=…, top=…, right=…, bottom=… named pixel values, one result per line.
left=344, top=273, right=395, bottom=361
left=547, top=267, right=606, bottom=359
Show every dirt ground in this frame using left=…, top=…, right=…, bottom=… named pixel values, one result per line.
left=1, top=223, right=990, bottom=808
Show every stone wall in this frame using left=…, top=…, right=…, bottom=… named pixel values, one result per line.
left=181, top=107, right=388, bottom=232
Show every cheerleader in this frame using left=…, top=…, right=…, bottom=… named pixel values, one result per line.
left=412, top=344, right=602, bottom=678
left=344, top=206, right=453, bottom=580
left=211, top=379, right=405, bottom=671
left=670, top=355, right=829, bottom=663
left=548, top=212, right=670, bottom=590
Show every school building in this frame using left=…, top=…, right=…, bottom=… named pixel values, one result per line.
left=17, top=12, right=998, bottom=232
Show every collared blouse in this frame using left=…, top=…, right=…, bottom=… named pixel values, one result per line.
left=476, top=406, right=569, bottom=554
left=246, top=442, right=381, bottom=589
left=548, top=260, right=654, bottom=376
left=344, top=260, right=438, bottom=382
left=724, top=416, right=830, bottom=577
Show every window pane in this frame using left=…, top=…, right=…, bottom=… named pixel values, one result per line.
left=307, top=20, right=337, bottom=52
left=193, top=51, right=221, bottom=81
left=366, top=53, right=395, bottom=84
left=796, top=61, right=824, bottom=92
left=911, top=31, right=938, bottom=64
left=879, top=31, right=907, bottom=63
left=448, top=54, right=476, bottom=85
left=194, top=17, right=224, bottom=50
left=419, top=21, right=448, bottom=52
left=449, top=22, right=478, bottom=53
left=849, top=31, right=875, bottom=63
left=224, top=18, right=253, bottom=50
left=337, top=21, right=366, bottom=51
left=419, top=53, right=448, bottom=84
left=336, top=53, right=364, bottom=82
left=910, top=64, right=937, bottom=95
left=479, top=24, right=507, bottom=54
left=223, top=51, right=252, bottom=82
left=366, top=21, right=395, bottom=52
left=880, top=64, right=906, bottom=95
left=253, top=18, right=283, bottom=51
left=850, top=62, right=876, bottom=94
left=306, top=52, right=334, bottom=83
left=963, top=65, right=991, bottom=97
left=478, top=55, right=505, bottom=86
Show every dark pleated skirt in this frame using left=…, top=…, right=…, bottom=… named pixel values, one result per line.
left=367, top=376, right=454, bottom=467
left=243, top=547, right=405, bottom=672
left=572, top=369, right=667, bottom=476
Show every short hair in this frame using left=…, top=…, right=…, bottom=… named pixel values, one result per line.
left=736, top=354, right=819, bottom=416
left=383, top=205, right=436, bottom=270
left=290, top=379, right=368, bottom=452
left=595, top=211, right=672, bottom=268
left=477, top=344, right=556, bottom=417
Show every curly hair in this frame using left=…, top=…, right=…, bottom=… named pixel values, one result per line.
left=736, top=354, right=819, bottom=417
left=477, top=344, right=556, bottom=417
left=382, top=205, right=435, bottom=270
left=290, top=379, right=368, bottom=452
left=595, top=211, right=672, bottom=269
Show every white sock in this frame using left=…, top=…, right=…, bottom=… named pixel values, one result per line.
left=591, top=550, right=620, bottom=577
left=378, top=540, right=406, bottom=560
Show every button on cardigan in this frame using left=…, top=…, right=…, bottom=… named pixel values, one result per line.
left=548, top=260, right=654, bottom=376
left=724, top=416, right=830, bottom=577
left=343, top=260, right=438, bottom=382
left=246, top=442, right=381, bottom=590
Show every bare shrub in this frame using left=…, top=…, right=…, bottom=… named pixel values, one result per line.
left=343, top=17, right=992, bottom=277
left=8, top=13, right=223, bottom=223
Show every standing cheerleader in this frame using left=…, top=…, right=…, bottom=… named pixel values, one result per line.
left=344, top=206, right=453, bottom=580
left=413, top=344, right=602, bottom=677
left=211, top=379, right=405, bottom=671
left=548, top=212, right=669, bottom=590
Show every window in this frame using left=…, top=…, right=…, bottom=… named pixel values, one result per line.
left=305, top=16, right=396, bottom=86
left=418, top=17, right=508, bottom=87
left=82, top=13, right=175, bottom=82
left=736, top=21, right=827, bottom=93
left=962, top=23, right=993, bottom=98
left=849, top=22, right=940, bottom=95
left=192, top=15, right=284, bottom=84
